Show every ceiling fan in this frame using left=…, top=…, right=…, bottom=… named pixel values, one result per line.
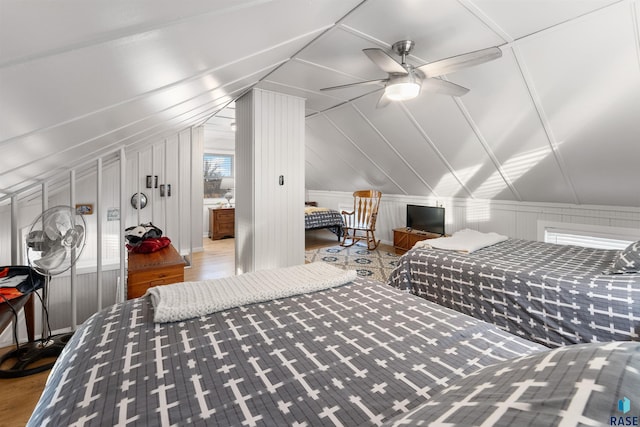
left=320, top=40, right=502, bottom=108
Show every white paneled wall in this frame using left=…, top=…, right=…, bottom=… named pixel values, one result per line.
left=236, top=89, right=305, bottom=273
left=0, top=126, right=203, bottom=348
left=0, top=158, right=125, bottom=346
left=308, top=190, right=640, bottom=244
left=45, top=269, right=121, bottom=331
left=124, top=128, right=204, bottom=256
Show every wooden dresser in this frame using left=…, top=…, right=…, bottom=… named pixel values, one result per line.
left=393, top=227, right=444, bottom=255
left=209, top=207, right=235, bottom=240
left=127, top=244, right=186, bottom=299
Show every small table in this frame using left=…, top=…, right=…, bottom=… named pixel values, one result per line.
left=209, top=207, right=235, bottom=240
left=0, top=293, right=35, bottom=342
left=127, top=244, right=186, bottom=299
left=393, top=227, right=444, bottom=255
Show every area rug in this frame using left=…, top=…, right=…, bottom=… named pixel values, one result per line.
left=304, top=243, right=400, bottom=282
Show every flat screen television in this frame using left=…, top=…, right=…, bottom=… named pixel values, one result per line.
left=406, top=204, right=445, bottom=235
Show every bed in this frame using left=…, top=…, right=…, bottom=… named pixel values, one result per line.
left=28, top=262, right=637, bottom=426
left=388, top=233, right=640, bottom=348
left=305, top=206, right=344, bottom=239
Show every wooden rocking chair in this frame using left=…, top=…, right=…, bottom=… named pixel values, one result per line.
left=340, top=190, right=382, bottom=250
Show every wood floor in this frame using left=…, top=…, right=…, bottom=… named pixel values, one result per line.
left=0, top=229, right=360, bottom=427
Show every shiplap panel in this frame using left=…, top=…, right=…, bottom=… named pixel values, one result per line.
left=253, top=88, right=304, bottom=270
left=481, top=208, right=516, bottom=236
left=450, top=205, right=469, bottom=233
left=190, top=128, right=205, bottom=254
left=177, top=130, right=190, bottom=255
left=139, top=148, right=153, bottom=225
left=514, top=211, right=540, bottom=240
left=164, top=135, right=180, bottom=243
left=151, top=144, right=165, bottom=230
left=236, top=89, right=304, bottom=273
left=0, top=206, right=10, bottom=264
left=122, top=128, right=203, bottom=256
left=47, top=269, right=119, bottom=330
left=235, top=92, right=254, bottom=274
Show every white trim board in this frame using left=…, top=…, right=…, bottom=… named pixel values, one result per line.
left=537, top=220, right=640, bottom=243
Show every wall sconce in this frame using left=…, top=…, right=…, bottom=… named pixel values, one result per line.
left=159, top=184, right=171, bottom=197
left=230, top=122, right=236, bottom=132
left=146, top=176, right=159, bottom=188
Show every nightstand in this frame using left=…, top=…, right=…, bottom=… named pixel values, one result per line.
left=127, top=244, right=185, bottom=299
left=209, top=207, right=235, bottom=240
left=393, top=227, right=444, bottom=255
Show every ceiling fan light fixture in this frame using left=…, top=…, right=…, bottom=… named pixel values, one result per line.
left=321, top=40, right=502, bottom=106
left=385, top=80, right=421, bottom=101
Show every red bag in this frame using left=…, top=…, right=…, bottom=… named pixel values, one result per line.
left=126, top=236, right=171, bottom=254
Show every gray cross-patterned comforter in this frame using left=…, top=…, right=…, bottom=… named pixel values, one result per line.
left=305, top=208, right=344, bottom=238
left=28, top=278, right=544, bottom=426
left=387, top=238, right=640, bottom=347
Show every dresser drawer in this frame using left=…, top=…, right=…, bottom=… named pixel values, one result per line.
left=216, top=210, right=234, bottom=222
left=127, top=244, right=185, bottom=299
left=127, top=273, right=184, bottom=299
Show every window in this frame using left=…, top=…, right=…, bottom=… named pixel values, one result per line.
left=204, top=154, right=233, bottom=198
left=539, top=221, right=639, bottom=250
left=544, top=230, right=632, bottom=250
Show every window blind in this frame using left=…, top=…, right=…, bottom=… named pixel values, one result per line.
left=544, top=229, right=632, bottom=250
left=204, top=154, right=233, bottom=178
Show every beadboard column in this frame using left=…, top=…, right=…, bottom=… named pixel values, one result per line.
left=235, top=88, right=305, bottom=273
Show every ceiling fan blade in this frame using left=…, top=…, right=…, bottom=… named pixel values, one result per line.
left=417, top=46, right=502, bottom=78
left=422, top=78, right=470, bottom=97
left=376, top=92, right=391, bottom=109
left=363, top=48, right=407, bottom=74
left=320, top=78, right=387, bottom=92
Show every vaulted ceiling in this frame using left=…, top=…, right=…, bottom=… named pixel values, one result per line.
left=2, top=0, right=639, bottom=206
